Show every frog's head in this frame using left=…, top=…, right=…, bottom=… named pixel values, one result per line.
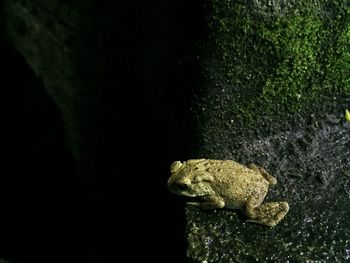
left=168, top=160, right=215, bottom=197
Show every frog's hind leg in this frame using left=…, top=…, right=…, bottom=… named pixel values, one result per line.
left=245, top=185, right=289, bottom=227
left=246, top=201, right=289, bottom=227
left=248, top=164, right=277, bottom=186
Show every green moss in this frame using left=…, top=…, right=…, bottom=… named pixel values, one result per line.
left=204, top=0, right=350, bottom=125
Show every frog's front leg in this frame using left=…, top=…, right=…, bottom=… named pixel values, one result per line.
left=188, top=195, right=225, bottom=210
left=245, top=187, right=289, bottom=227
left=248, top=164, right=277, bottom=186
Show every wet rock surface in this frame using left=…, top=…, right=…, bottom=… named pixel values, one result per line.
left=186, top=113, right=350, bottom=262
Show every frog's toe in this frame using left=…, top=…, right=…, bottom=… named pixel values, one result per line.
left=280, top=201, right=289, bottom=212
left=270, top=202, right=289, bottom=225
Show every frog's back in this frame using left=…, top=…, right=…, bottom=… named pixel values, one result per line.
left=199, top=159, right=268, bottom=209
left=186, top=159, right=264, bottom=183
left=196, top=159, right=256, bottom=177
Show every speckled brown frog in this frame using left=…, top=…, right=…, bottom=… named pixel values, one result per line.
left=167, top=159, right=289, bottom=227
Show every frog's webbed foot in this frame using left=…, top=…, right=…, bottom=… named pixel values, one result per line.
left=246, top=201, right=289, bottom=227
left=248, top=163, right=277, bottom=186
left=187, top=195, right=225, bottom=210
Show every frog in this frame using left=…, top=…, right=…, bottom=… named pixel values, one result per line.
left=167, top=159, right=289, bottom=227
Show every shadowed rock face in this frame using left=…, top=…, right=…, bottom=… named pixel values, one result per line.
left=0, top=42, right=78, bottom=263
left=1, top=0, right=205, bottom=262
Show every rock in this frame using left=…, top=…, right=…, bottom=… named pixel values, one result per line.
left=2, top=0, right=350, bottom=262
left=185, top=0, right=350, bottom=262
left=186, top=115, right=350, bottom=262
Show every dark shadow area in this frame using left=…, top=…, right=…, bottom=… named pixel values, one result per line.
left=90, top=0, right=208, bottom=262
left=0, top=41, right=79, bottom=263
left=1, top=0, right=208, bottom=262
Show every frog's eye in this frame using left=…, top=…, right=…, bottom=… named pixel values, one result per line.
left=177, top=183, right=188, bottom=191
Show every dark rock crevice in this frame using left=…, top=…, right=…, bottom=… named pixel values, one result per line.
left=0, top=41, right=79, bottom=263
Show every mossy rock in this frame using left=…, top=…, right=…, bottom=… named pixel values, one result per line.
left=195, top=0, right=350, bottom=138
left=185, top=1, right=350, bottom=262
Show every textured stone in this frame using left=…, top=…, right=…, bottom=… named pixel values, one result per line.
left=184, top=0, right=350, bottom=262
left=186, top=114, right=350, bottom=262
